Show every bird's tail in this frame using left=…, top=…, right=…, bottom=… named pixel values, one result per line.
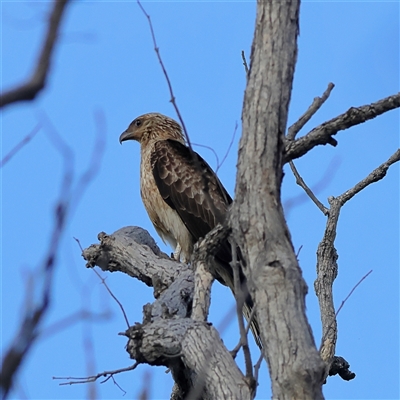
left=212, top=260, right=262, bottom=349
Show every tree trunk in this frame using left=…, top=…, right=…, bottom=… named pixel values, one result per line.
left=231, top=1, right=326, bottom=398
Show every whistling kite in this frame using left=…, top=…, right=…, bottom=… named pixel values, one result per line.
left=120, top=113, right=261, bottom=348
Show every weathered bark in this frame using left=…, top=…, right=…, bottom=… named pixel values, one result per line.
left=315, top=149, right=400, bottom=375
left=230, top=1, right=325, bottom=398
left=83, top=227, right=252, bottom=399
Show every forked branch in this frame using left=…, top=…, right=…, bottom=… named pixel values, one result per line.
left=285, top=92, right=400, bottom=162
left=314, top=149, right=399, bottom=378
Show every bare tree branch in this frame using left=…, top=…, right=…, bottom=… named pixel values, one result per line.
left=136, top=0, right=191, bottom=150
left=230, top=305, right=258, bottom=360
left=284, top=156, right=340, bottom=216
left=287, top=82, right=335, bottom=141
left=216, top=122, right=238, bottom=174
left=81, top=226, right=256, bottom=398
left=284, top=92, right=400, bottom=162
left=135, top=0, right=225, bottom=215
left=253, top=352, right=264, bottom=393
left=0, top=122, right=73, bottom=399
left=91, top=269, right=130, bottom=329
left=54, top=363, right=139, bottom=386
left=127, top=318, right=252, bottom=399
left=0, top=123, right=41, bottom=168
left=241, top=50, right=249, bottom=75
left=315, top=150, right=400, bottom=378
left=83, top=227, right=181, bottom=289
left=0, top=0, right=70, bottom=108
left=289, top=161, right=329, bottom=215
left=230, top=241, right=254, bottom=385
left=335, top=270, right=373, bottom=318
left=337, top=148, right=400, bottom=205
left=0, top=112, right=105, bottom=398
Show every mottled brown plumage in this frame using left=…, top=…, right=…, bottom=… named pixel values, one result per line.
left=120, top=113, right=261, bottom=348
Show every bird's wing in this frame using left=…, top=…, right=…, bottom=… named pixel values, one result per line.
left=151, top=139, right=232, bottom=241
left=151, top=139, right=262, bottom=348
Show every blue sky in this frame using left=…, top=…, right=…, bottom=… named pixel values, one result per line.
left=1, top=1, right=399, bottom=399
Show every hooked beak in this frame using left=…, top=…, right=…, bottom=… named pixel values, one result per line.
left=119, top=129, right=134, bottom=144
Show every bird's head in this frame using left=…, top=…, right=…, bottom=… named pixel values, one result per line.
left=119, top=113, right=185, bottom=146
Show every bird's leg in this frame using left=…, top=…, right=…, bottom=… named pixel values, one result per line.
left=173, top=243, right=182, bottom=262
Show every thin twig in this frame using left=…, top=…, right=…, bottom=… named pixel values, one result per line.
left=284, top=156, right=340, bottom=216
left=230, top=242, right=253, bottom=380
left=216, top=121, right=238, bottom=174
left=289, top=160, right=329, bottom=215
left=241, top=50, right=249, bottom=75
left=296, top=245, right=303, bottom=258
left=253, top=352, right=264, bottom=389
left=0, top=123, right=41, bottom=168
left=136, top=0, right=220, bottom=217
left=136, top=0, right=191, bottom=150
left=92, top=268, right=130, bottom=329
left=73, top=237, right=84, bottom=252
left=192, top=142, right=220, bottom=170
left=1, top=0, right=70, bottom=107
left=193, top=121, right=237, bottom=174
left=230, top=306, right=257, bottom=359
left=110, top=375, right=127, bottom=395
left=287, top=83, right=335, bottom=141
left=335, top=270, right=373, bottom=317
left=53, top=363, right=139, bottom=386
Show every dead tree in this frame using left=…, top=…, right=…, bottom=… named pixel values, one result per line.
left=79, top=1, right=399, bottom=399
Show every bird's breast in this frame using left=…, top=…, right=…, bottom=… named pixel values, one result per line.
left=139, top=146, right=193, bottom=260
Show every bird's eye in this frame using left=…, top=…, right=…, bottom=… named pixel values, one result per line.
left=135, top=119, right=142, bottom=127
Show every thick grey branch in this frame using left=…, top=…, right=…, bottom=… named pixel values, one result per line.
left=0, top=0, right=70, bottom=108
left=82, top=226, right=181, bottom=297
left=83, top=226, right=253, bottom=398
left=285, top=92, right=400, bottom=162
left=126, top=319, right=251, bottom=399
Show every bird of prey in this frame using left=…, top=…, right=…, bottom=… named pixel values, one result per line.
left=119, top=113, right=261, bottom=348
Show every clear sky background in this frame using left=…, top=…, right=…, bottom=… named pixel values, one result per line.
left=1, top=1, right=399, bottom=399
